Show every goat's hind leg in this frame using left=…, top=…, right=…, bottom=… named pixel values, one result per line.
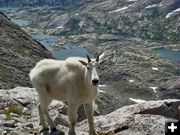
left=38, top=103, right=48, bottom=131
left=37, top=86, right=56, bottom=130
left=39, top=98, right=65, bottom=135
left=44, top=107, right=57, bottom=131
left=39, top=96, right=57, bottom=130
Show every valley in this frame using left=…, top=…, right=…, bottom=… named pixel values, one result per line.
left=1, top=0, right=179, bottom=103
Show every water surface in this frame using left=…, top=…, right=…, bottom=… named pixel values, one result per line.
left=31, top=34, right=59, bottom=49
left=0, top=7, right=18, bottom=13
left=52, top=48, right=89, bottom=60
left=11, top=18, right=30, bottom=26
left=31, top=34, right=89, bottom=60
left=154, top=48, right=180, bottom=62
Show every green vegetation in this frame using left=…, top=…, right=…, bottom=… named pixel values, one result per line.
left=61, top=4, right=78, bottom=12
left=139, top=62, right=152, bottom=68
left=0, top=105, right=25, bottom=120
left=0, top=68, right=9, bottom=78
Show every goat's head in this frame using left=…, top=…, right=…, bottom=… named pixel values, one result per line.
left=79, top=53, right=106, bottom=86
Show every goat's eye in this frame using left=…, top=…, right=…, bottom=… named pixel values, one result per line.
left=87, top=66, right=90, bottom=70
left=98, top=66, right=101, bottom=69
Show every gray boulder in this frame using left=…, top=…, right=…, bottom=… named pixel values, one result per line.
left=0, top=87, right=179, bottom=135
left=77, top=99, right=180, bottom=135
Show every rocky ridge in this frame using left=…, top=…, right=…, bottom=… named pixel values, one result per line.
left=0, top=12, right=52, bottom=89
left=0, top=0, right=101, bottom=7
left=0, top=87, right=179, bottom=135
left=9, top=0, right=180, bottom=43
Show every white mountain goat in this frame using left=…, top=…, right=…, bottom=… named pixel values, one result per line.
left=29, top=53, right=105, bottom=135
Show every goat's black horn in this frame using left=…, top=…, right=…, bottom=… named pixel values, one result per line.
left=87, top=54, right=91, bottom=63
left=96, top=54, right=100, bottom=62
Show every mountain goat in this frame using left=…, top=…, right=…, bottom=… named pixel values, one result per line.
left=29, top=53, right=105, bottom=135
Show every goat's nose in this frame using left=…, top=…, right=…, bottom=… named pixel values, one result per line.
left=92, top=79, right=99, bottom=85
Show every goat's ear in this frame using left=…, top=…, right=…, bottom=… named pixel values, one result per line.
left=99, top=52, right=105, bottom=61
left=79, top=60, right=87, bottom=66
left=97, top=52, right=106, bottom=63
left=96, top=52, right=105, bottom=62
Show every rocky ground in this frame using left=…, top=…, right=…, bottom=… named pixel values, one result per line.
left=0, top=87, right=179, bottom=135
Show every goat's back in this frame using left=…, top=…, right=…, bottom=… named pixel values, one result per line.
left=29, top=58, right=88, bottom=101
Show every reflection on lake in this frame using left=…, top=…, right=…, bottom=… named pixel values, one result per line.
left=154, top=48, right=180, bottom=62
left=31, top=34, right=89, bottom=60
left=0, top=7, right=17, bottom=13
left=31, top=34, right=59, bottom=49
left=52, top=48, right=89, bottom=60
left=11, top=18, right=30, bottom=26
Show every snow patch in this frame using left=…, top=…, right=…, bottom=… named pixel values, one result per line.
left=149, top=87, right=158, bottom=93
left=110, top=6, right=129, bottom=13
left=129, top=80, right=135, bottom=83
left=145, top=4, right=159, bottom=9
left=57, top=26, right=63, bottom=29
left=152, top=67, right=159, bottom=71
left=159, top=3, right=163, bottom=7
left=98, top=84, right=106, bottom=87
left=166, top=8, right=180, bottom=19
left=98, top=90, right=107, bottom=93
left=129, top=98, right=146, bottom=103
left=127, top=0, right=138, bottom=2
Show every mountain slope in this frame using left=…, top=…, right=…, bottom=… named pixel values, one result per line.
left=0, top=0, right=100, bottom=7
left=1, top=0, right=179, bottom=99
left=5, top=0, right=179, bottom=100
left=3, top=0, right=179, bottom=42
left=0, top=12, right=52, bottom=89
left=9, top=0, right=179, bottom=43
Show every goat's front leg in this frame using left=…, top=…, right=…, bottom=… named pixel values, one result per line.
left=84, top=102, right=96, bottom=135
left=68, top=102, right=79, bottom=135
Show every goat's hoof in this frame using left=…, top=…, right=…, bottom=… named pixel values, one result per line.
left=90, top=131, right=97, bottom=135
left=58, top=131, right=65, bottom=135
left=90, top=133, right=97, bottom=135
left=40, top=128, right=49, bottom=132
left=68, top=130, right=76, bottom=135
left=50, top=129, right=65, bottom=135
left=51, top=128, right=57, bottom=132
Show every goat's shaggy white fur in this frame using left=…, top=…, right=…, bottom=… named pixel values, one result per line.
left=29, top=55, right=104, bottom=135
